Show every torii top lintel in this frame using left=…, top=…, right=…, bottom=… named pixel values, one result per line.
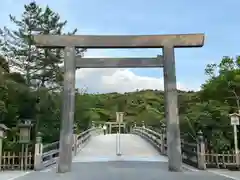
left=33, top=33, right=205, bottom=48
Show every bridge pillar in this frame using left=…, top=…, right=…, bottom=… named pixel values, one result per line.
left=92, top=121, right=95, bottom=128
left=34, top=132, right=43, bottom=170
left=73, top=134, right=78, bottom=156
left=160, top=124, right=166, bottom=155
left=109, top=124, right=112, bottom=134
left=197, top=130, right=206, bottom=170
left=163, top=46, right=182, bottom=172
left=57, top=47, right=76, bottom=173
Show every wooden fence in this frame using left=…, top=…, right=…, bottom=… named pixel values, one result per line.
left=1, top=151, right=32, bottom=170
left=205, top=150, right=239, bottom=169
left=0, top=127, right=103, bottom=171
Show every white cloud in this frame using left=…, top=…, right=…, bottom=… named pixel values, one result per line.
left=75, top=68, right=196, bottom=93
left=74, top=49, right=198, bottom=93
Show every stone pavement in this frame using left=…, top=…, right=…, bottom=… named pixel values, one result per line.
left=8, top=161, right=236, bottom=180
left=0, top=171, right=31, bottom=180
left=207, top=169, right=240, bottom=180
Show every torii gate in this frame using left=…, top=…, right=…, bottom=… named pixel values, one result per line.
left=33, top=33, right=205, bottom=173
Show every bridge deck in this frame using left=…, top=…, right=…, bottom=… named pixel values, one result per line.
left=2, top=134, right=238, bottom=180
left=73, top=134, right=167, bottom=162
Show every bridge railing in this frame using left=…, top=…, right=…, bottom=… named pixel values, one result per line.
left=132, top=126, right=206, bottom=170
left=34, top=127, right=103, bottom=170
left=133, top=125, right=240, bottom=170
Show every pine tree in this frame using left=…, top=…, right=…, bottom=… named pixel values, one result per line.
left=0, top=1, right=83, bottom=89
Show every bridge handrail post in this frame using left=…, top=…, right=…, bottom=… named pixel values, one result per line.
left=34, top=132, right=43, bottom=170
left=197, top=130, right=206, bottom=170
left=73, top=133, right=78, bottom=156
left=161, top=124, right=167, bottom=155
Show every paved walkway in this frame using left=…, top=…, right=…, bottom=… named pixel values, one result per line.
left=73, top=134, right=167, bottom=162
left=207, top=169, right=240, bottom=180
left=1, top=134, right=240, bottom=180
left=0, top=171, right=31, bottom=180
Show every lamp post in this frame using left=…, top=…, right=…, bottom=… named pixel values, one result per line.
left=0, top=124, right=9, bottom=170
left=18, top=119, right=32, bottom=170
left=230, top=113, right=240, bottom=166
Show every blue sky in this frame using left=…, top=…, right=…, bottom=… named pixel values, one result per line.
left=0, top=0, right=240, bottom=92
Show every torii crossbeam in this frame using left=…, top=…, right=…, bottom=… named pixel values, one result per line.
left=75, top=57, right=163, bottom=68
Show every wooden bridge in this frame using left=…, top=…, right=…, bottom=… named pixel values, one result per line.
left=1, top=126, right=240, bottom=180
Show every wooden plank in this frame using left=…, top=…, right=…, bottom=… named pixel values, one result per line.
left=75, top=57, right=163, bottom=68
left=33, top=34, right=204, bottom=48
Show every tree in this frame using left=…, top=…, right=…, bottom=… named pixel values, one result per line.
left=0, top=2, right=86, bottom=145
left=201, top=56, right=240, bottom=113
left=0, top=1, right=80, bottom=89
